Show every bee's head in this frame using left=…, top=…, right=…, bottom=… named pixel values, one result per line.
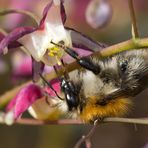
left=76, top=57, right=132, bottom=123
left=77, top=49, right=148, bottom=122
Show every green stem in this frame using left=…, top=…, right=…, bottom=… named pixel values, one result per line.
left=104, top=117, right=148, bottom=125
left=94, top=38, right=148, bottom=57
left=128, top=0, right=139, bottom=38
left=0, top=28, right=7, bottom=35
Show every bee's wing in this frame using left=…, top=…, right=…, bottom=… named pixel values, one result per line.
left=103, top=89, right=129, bottom=103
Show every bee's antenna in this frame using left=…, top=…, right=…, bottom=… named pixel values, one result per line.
left=50, top=41, right=100, bottom=74
left=39, top=73, right=63, bottom=100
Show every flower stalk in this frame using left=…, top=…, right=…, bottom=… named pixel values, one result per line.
left=0, top=9, right=39, bottom=25
left=128, top=0, right=139, bottom=38
left=0, top=116, right=148, bottom=125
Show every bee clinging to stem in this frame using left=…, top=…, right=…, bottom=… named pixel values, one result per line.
left=35, top=42, right=148, bottom=123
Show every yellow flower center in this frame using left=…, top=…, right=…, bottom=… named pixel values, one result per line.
left=47, top=46, right=63, bottom=65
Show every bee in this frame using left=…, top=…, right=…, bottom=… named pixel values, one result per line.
left=29, top=46, right=148, bottom=123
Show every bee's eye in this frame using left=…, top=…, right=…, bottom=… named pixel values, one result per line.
left=120, top=60, right=128, bottom=73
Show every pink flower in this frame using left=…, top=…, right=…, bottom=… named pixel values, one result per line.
left=0, top=0, right=70, bottom=66
left=18, top=0, right=72, bottom=66
left=0, top=0, right=105, bottom=64
left=6, top=78, right=61, bottom=120
left=6, top=84, right=43, bottom=119
left=11, top=52, right=32, bottom=79
left=3, top=0, right=40, bottom=29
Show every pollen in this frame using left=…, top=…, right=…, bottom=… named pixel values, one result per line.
left=48, top=46, right=63, bottom=65
left=80, top=97, right=133, bottom=123
left=48, top=46, right=60, bottom=56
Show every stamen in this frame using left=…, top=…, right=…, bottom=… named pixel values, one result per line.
left=55, top=56, right=62, bottom=65
left=48, top=41, right=64, bottom=65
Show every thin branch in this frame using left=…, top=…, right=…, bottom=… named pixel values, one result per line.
left=1, top=117, right=148, bottom=148
left=74, top=120, right=98, bottom=148
left=1, top=117, right=148, bottom=126
left=85, top=139, right=92, bottom=148
left=103, top=117, right=148, bottom=124
left=14, top=118, right=82, bottom=125
left=0, top=9, right=39, bottom=25
left=1, top=116, right=148, bottom=148
left=5, top=117, right=148, bottom=125
left=128, top=0, right=139, bottom=38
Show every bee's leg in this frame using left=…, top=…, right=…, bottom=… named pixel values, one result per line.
left=60, top=77, right=79, bottom=111
left=55, top=59, right=79, bottom=111
left=62, top=46, right=101, bottom=74
left=39, top=74, right=63, bottom=100
left=51, top=41, right=100, bottom=74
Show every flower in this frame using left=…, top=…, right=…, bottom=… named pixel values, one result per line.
left=3, top=0, right=40, bottom=29
left=18, top=0, right=72, bottom=66
left=6, top=84, right=43, bottom=119
left=6, top=78, right=61, bottom=120
left=0, top=0, right=106, bottom=65
left=11, top=51, right=32, bottom=82
left=0, top=0, right=71, bottom=66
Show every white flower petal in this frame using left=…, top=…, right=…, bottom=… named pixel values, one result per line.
left=19, top=0, right=71, bottom=65
left=41, top=52, right=62, bottom=66
left=28, top=97, right=60, bottom=120
left=45, top=1, right=71, bottom=47
left=4, top=111, right=14, bottom=126
left=53, top=0, right=61, bottom=5
left=18, top=28, right=50, bottom=61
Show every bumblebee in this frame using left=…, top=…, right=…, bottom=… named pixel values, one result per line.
left=29, top=48, right=148, bottom=123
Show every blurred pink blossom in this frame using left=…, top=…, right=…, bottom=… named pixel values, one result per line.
left=11, top=52, right=32, bottom=76
left=3, top=0, right=40, bottom=29
left=6, top=83, right=43, bottom=119
left=85, top=0, right=112, bottom=29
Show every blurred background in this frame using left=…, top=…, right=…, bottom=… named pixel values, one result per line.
left=0, top=0, right=148, bottom=148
